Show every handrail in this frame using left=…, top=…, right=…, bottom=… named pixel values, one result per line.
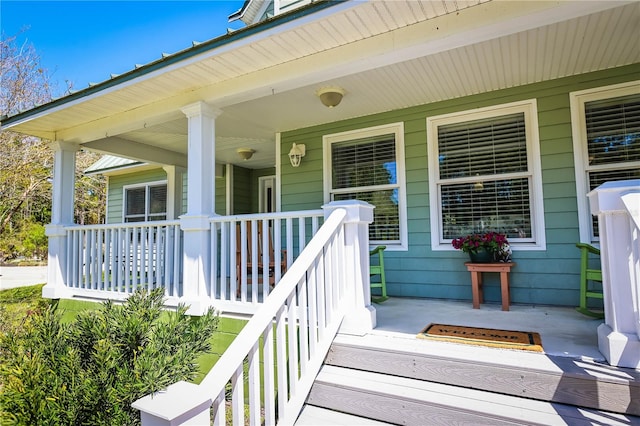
left=63, top=219, right=181, bottom=231
left=202, top=207, right=347, bottom=425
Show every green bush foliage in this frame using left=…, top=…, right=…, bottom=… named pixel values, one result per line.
left=0, top=288, right=219, bottom=425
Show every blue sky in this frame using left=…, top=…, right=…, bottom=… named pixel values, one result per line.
left=1, top=1, right=246, bottom=97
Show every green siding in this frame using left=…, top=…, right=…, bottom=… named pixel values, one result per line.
left=108, top=168, right=227, bottom=221
left=280, top=64, right=639, bottom=306
left=215, top=176, right=226, bottom=215
left=107, top=169, right=168, bottom=224
left=233, top=166, right=252, bottom=214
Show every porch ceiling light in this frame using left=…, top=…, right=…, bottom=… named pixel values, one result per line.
left=288, top=143, right=306, bottom=168
left=316, top=86, right=345, bottom=108
left=237, top=148, right=255, bottom=161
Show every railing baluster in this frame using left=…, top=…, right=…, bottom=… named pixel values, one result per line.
left=248, top=342, right=261, bottom=425
left=73, top=230, right=81, bottom=288
left=274, top=218, right=282, bottom=283
left=298, top=217, right=306, bottom=255
left=275, top=305, right=287, bottom=418
left=298, top=275, right=309, bottom=375
left=251, top=220, right=258, bottom=303
left=262, top=218, right=269, bottom=298
left=240, top=220, right=248, bottom=302
left=210, top=222, right=217, bottom=299
left=307, top=256, right=319, bottom=356
left=174, top=225, right=181, bottom=297
left=96, top=229, right=103, bottom=290
left=231, top=364, right=244, bottom=426
left=286, top=291, right=298, bottom=398
left=220, top=223, right=228, bottom=300
left=316, top=248, right=326, bottom=337
left=262, top=323, right=275, bottom=425
left=212, top=390, right=225, bottom=426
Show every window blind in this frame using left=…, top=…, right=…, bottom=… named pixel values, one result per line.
left=441, top=178, right=532, bottom=240
left=438, top=113, right=527, bottom=180
left=585, top=93, right=640, bottom=238
left=126, top=187, right=146, bottom=216
left=334, top=190, right=400, bottom=241
left=332, top=134, right=396, bottom=190
left=586, top=94, right=640, bottom=166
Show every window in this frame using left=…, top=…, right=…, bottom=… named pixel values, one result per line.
left=123, top=182, right=167, bottom=222
left=323, top=123, right=407, bottom=249
left=571, top=81, right=640, bottom=243
left=427, top=100, right=545, bottom=251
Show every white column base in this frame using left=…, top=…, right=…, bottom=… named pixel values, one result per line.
left=339, top=305, right=377, bottom=336
left=133, top=381, right=211, bottom=426
left=598, top=323, right=640, bottom=369
left=41, top=283, right=72, bottom=300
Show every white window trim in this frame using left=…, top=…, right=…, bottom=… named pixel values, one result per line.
left=570, top=80, right=640, bottom=244
left=427, top=99, right=546, bottom=251
left=122, top=180, right=168, bottom=222
left=323, top=122, right=408, bottom=250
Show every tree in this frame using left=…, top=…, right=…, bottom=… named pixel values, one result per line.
left=0, top=33, right=106, bottom=261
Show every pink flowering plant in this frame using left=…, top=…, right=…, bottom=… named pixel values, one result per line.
left=452, top=231, right=511, bottom=261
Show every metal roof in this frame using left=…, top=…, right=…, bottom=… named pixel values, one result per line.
left=83, top=155, right=144, bottom=175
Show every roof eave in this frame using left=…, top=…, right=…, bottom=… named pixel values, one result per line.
left=0, top=0, right=343, bottom=131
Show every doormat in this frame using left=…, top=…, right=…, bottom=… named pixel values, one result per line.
left=417, top=323, right=543, bottom=352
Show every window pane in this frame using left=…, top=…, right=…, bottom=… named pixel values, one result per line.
left=126, top=188, right=146, bottom=216
left=149, top=185, right=167, bottom=214
left=125, top=216, right=146, bottom=223
left=334, top=190, right=400, bottom=241
left=586, top=94, right=640, bottom=166
left=441, top=178, right=532, bottom=240
left=438, top=113, right=527, bottom=179
left=332, top=134, right=396, bottom=189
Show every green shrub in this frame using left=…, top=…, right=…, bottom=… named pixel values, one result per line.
left=0, top=288, right=219, bottom=425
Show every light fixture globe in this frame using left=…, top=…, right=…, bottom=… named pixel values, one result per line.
left=316, top=86, right=345, bottom=108
left=237, top=148, right=255, bottom=161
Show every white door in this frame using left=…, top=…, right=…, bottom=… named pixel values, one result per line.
left=259, top=176, right=276, bottom=213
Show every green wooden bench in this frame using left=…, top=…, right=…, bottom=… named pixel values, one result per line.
left=575, top=243, right=604, bottom=319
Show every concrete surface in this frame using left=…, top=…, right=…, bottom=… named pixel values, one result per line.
left=372, top=297, right=605, bottom=361
left=0, top=265, right=48, bottom=290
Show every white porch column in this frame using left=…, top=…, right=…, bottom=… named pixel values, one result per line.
left=163, top=165, right=185, bottom=220
left=43, top=141, right=79, bottom=299
left=588, top=179, right=640, bottom=369
left=322, top=200, right=376, bottom=335
left=179, top=102, right=220, bottom=315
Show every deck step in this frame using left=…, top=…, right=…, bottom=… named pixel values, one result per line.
left=323, top=335, right=640, bottom=416
left=296, top=405, right=389, bottom=425
left=305, top=364, right=636, bottom=425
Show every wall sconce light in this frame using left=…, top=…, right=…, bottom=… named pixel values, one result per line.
left=316, top=86, right=345, bottom=108
left=288, top=143, right=306, bottom=167
left=237, top=148, right=255, bottom=161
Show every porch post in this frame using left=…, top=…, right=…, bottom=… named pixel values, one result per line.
left=179, top=102, right=220, bottom=315
left=322, top=200, right=376, bottom=335
left=163, top=165, right=185, bottom=220
left=588, top=179, right=640, bottom=369
left=43, top=141, right=78, bottom=299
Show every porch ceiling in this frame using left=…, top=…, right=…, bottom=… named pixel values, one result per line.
left=2, top=1, right=638, bottom=170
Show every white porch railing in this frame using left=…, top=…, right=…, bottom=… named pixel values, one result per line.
left=209, top=210, right=324, bottom=306
left=133, top=201, right=376, bottom=425
left=64, top=221, right=182, bottom=300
